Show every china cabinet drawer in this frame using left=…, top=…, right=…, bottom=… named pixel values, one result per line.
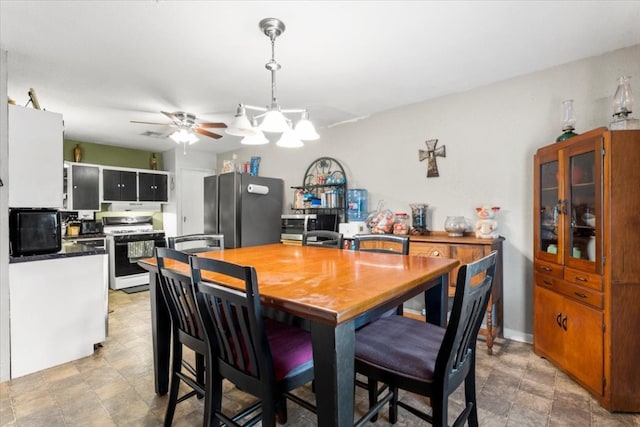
left=564, top=267, right=602, bottom=291
left=534, top=272, right=559, bottom=289
left=534, top=259, right=563, bottom=279
left=557, top=280, right=603, bottom=309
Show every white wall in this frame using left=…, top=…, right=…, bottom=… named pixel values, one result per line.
left=220, top=44, right=640, bottom=342
left=161, top=147, right=216, bottom=237
left=1, top=49, right=10, bottom=381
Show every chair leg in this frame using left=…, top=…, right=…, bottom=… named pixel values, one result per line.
left=389, top=386, right=398, bottom=424
left=164, top=342, right=183, bottom=427
left=275, top=397, right=288, bottom=424
left=261, top=400, right=277, bottom=427
left=464, top=368, right=479, bottom=427
left=367, top=378, right=379, bottom=422
left=430, top=390, right=447, bottom=427
left=206, top=363, right=223, bottom=427
left=196, top=352, right=205, bottom=399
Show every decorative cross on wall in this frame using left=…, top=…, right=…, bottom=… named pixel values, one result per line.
left=419, top=139, right=446, bottom=177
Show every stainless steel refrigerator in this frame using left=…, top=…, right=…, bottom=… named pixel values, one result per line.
left=204, top=173, right=284, bottom=249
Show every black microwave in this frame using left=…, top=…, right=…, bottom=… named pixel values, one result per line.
left=281, top=213, right=338, bottom=241
left=9, top=208, right=62, bottom=256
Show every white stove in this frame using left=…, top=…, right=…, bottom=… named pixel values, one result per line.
left=103, top=216, right=166, bottom=290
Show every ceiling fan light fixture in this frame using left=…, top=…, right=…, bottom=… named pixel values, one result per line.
left=294, top=111, right=319, bottom=140
left=242, top=119, right=270, bottom=145
left=276, top=128, right=304, bottom=148
left=170, top=128, right=199, bottom=144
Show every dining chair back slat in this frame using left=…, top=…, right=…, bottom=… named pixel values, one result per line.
left=302, top=230, right=344, bottom=249
left=167, top=233, right=224, bottom=253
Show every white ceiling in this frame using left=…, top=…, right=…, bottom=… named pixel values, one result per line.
left=2, top=1, right=640, bottom=154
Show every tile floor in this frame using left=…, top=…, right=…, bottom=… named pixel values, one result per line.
left=1, top=289, right=639, bottom=427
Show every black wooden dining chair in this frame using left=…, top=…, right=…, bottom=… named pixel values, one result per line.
left=190, top=255, right=316, bottom=427
left=353, top=233, right=410, bottom=255
left=302, top=230, right=344, bottom=249
left=353, top=250, right=498, bottom=427
left=167, top=233, right=224, bottom=253
left=353, top=234, right=410, bottom=318
left=155, top=247, right=209, bottom=426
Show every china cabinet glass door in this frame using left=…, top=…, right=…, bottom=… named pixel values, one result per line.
left=535, top=150, right=561, bottom=261
left=564, top=136, right=603, bottom=273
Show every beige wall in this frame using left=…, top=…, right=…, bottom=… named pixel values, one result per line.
left=220, top=43, right=640, bottom=341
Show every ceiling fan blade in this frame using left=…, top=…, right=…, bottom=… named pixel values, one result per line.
left=161, top=111, right=178, bottom=122
left=198, top=122, right=228, bottom=129
left=130, top=120, right=172, bottom=125
left=194, top=128, right=223, bottom=139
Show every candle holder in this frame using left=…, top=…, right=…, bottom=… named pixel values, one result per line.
left=610, top=76, right=639, bottom=130
left=556, top=99, right=578, bottom=142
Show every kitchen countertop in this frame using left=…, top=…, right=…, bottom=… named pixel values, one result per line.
left=9, top=241, right=106, bottom=264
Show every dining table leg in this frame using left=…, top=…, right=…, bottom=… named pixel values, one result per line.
left=424, top=273, right=449, bottom=327
left=310, top=321, right=356, bottom=427
left=148, top=270, right=171, bottom=395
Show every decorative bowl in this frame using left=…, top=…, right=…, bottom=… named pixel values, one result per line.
left=582, top=213, right=596, bottom=228
left=444, top=216, right=467, bottom=237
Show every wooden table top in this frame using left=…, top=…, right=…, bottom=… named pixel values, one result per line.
left=139, top=243, right=459, bottom=326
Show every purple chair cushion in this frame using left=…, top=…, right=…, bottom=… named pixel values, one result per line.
left=264, top=318, right=313, bottom=381
left=355, top=315, right=445, bottom=382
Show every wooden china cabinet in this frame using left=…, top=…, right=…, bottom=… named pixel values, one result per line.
left=533, top=127, right=640, bottom=412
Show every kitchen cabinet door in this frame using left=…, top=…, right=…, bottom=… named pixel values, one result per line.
left=8, top=105, right=63, bottom=208
left=138, top=172, right=168, bottom=202
left=69, top=164, right=100, bottom=210
left=103, top=169, right=137, bottom=201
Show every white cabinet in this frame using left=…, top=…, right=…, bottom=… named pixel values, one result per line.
left=9, top=254, right=108, bottom=378
left=8, top=105, right=63, bottom=208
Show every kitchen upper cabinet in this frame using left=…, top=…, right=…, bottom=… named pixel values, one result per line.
left=8, top=105, right=63, bottom=208
left=64, top=163, right=100, bottom=211
left=138, top=172, right=168, bottom=202
left=102, top=169, right=137, bottom=201
left=533, top=128, right=640, bottom=411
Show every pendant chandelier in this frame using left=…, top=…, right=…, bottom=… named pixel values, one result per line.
left=225, top=18, right=319, bottom=147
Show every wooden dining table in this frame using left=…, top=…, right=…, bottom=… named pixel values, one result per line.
left=138, top=243, right=459, bottom=427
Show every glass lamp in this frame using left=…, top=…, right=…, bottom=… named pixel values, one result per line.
left=556, top=99, right=578, bottom=142
left=259, top=109, right=290, bottom=133
left=610, top=76, right=639, bottom=130
left=276, top=128, right=304, bottom=148
left=294, top=110, right=320, bottom=140
left=226, top=105, right=257, bottom=137
left=170, top=129, right=199, bottom=144
left=241, top=119, right=270, bottom=145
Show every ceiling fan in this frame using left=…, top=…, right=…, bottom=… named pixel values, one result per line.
left=131, top=111, right=227, bottom=140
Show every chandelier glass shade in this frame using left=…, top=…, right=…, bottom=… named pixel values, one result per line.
left=227, top=18, right=318, bottom=146
left=241, top=119, right=270, bottom=145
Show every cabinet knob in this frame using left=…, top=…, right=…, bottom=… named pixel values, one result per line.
left=433, top=250, right=440, bottom=256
